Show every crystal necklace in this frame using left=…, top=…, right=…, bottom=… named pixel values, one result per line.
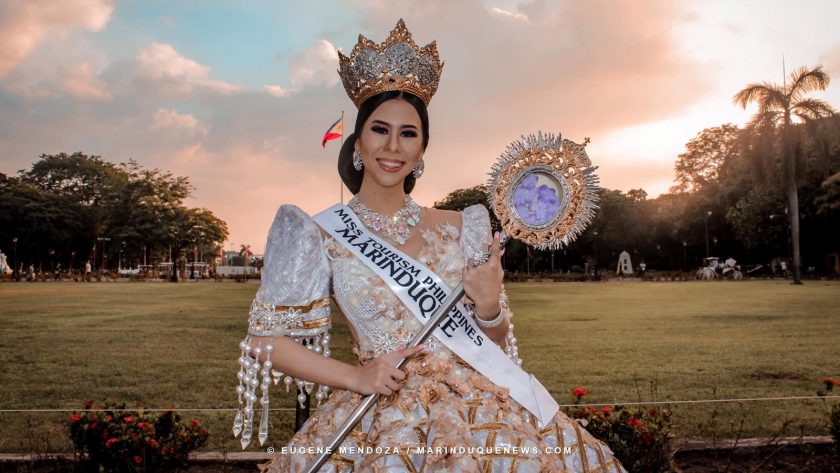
left=348, top=194, right=421, bottom=245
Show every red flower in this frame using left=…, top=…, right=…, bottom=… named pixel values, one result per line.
left=601, top=406, right=613, bottom=415
left=105, top=438, right=118, bottom=449
left=70, top=414, right=82, bottom=424
left=190, top=418, right=201, bottom=426
left=199, top=428, right=208, bottom=436
left=133, top=455, right=142, bottom=465
left=627, top=418, right=641, bottom=428
left=90, top=421, right=99, bottom=430
left=104, top=415, right=112, bottom=421
left=148, top=439, right=159, bottom=449
left=136, top=422, right=152, bottom=430
left=123, top=416, right=134, bottom=423
left=572, top=387, right=589, bottom=398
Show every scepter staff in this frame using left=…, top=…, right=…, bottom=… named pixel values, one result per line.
left=302, top=280, right=470, bottom=473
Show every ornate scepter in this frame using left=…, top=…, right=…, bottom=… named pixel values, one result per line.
left=303, top=131, right=598, bottom=472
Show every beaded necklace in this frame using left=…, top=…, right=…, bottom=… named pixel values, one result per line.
left=348, top=195, right=421, bottom=245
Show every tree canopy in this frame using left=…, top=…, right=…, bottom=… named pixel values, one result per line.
left=1, top=153, right=228, bottom=274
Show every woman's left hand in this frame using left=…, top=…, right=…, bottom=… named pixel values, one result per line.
left=462, top=231, right=504, bottom=318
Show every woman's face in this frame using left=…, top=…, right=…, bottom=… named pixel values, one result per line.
left=355, top=98, right=424, bottom=191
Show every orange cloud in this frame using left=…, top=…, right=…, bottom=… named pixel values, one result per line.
left=0, top=0, right=113, bottom=78
left=289, top=39, right=340, bottom=90
left=153, top=108, right=208, bottom=135
left=135, top=42, right=243, bottom=98
left=62, top=62, right=111, bottom=100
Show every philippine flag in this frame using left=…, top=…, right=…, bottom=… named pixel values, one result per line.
left=321, top=114, right=344, bottom=147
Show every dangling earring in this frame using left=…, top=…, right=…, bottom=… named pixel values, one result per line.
left=352, top=149, right=363, bottom=171
left=412, top=159, right=424, bottom=179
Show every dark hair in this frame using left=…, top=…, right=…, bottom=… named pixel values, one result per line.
left=338, top=91, right=430, bottom=194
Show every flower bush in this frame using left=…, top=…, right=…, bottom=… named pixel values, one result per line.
left=569, top=388, right=675, bottom=473
left=817, top=377, right=840, bottom=454
left=68, top=399, right=208, bottom=472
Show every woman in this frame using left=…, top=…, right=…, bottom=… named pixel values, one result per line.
left=234, top=19, right=626, bottom=473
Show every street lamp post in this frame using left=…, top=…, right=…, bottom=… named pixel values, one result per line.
left=784, top=206, right=792, bottom=274
left=96, top=237, right=111, bottom=275
left=190, top=243, right=196, bottom=280
left=12, top=237, right=18, bottom=281
left=704, top=210, right=712, bottom=257
left=682, top=240, right=688, bottom=271
left=655, top=243, right=661, bottom=269
left=593, top=230, right=599, bottom=275
left=770, top=208, right=793, bottom=274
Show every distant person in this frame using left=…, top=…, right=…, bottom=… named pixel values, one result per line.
left=639, top=261, right=646, bottom=277
left=54, top=263, right=62, bottom=281
left=27, top=264, right=35, bottom=281
left=780, top=260, right=788, bottom=276
left=84, top=260, right=91, bottom=281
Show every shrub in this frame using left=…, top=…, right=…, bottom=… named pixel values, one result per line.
left=569, top=387, right=675, bottom=473
left=817, top=377, right=840, bottom=455
left=68, top=399, right=208, bottom=472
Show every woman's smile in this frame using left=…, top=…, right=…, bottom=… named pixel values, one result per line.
left=376, top=158, right=405, bottom=172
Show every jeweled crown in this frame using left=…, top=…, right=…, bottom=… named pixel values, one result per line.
left=338, top=19, right=443, bottom=107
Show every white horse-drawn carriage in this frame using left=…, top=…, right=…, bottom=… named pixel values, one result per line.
left=697, top=256, right=743, bottom=280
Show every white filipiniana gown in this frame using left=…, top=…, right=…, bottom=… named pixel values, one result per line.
left=235, top=204, right=626, bottom=473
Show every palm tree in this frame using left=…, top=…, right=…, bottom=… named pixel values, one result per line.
left=733, top=65, right=835, bottom=284
left=239, top=244, right=252, bottom=274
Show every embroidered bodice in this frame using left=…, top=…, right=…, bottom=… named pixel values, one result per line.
left=235, top=203, right=515, bottom=449
left=329, top=215, right=482, bottom=360
left=251, top=203, right=498, bottom=356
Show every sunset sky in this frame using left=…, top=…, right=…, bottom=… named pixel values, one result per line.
left=2, top=0, right=839, bottom=253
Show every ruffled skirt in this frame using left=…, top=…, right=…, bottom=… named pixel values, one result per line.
left=259, top=353, right=626, bottom=473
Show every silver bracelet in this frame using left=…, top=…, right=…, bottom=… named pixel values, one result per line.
left=473, top=306, right=505, bottom=328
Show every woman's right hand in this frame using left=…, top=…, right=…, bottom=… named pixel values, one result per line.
left=348, top=345, right=425, bottom=396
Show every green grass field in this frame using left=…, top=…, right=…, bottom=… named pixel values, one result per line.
left=0, top=280, right=838, bottom=454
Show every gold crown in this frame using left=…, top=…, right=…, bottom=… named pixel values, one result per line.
left=338, top=19, right=443, bottom=107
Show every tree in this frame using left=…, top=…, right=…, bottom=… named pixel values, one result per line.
left=434, top=184, right=500, bottom=231
left=726, top=188, right=789, bottom=254
left=0, top=173, right=86, bottom=271
left=7, top=154, right=229, bottom=278
left=627, top=188, right=648, bottom=203
left=671, top=125, right=741, bottom=193
left=733, top=65, right=835, bottom=283
left=816, top=171, right=840, bottom=217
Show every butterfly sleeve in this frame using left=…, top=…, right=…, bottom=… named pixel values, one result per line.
left=233, top=204, right=333, bottom=449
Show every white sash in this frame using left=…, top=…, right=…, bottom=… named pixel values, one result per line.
left=314, top=204, right=559, bottom=426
